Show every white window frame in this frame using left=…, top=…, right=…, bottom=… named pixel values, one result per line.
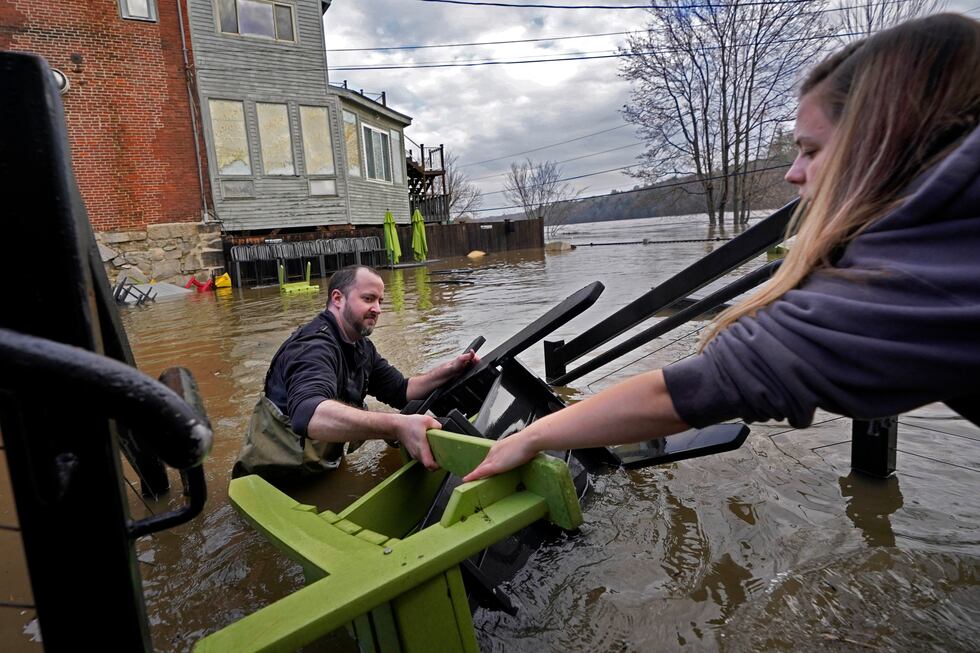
left=119, top=0, right=158, bottom=22
left=308, top=179, right=338, bottom=197
left=256, top=102, right=296, bottom=176
left=389, top=129, right=403, bottom=185
left=299, top=105, right=337, bottom=196
left=208, top=98, right=252, bottom=177
left=343, top=110, right=361, bottom=178
left=361, top=123, right=392, bottom=184
left=299, top=105, right=336, bottom=176
left=215, top=0, right=297, bottom=43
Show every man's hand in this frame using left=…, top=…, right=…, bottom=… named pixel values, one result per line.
left=407, top=349, right=481, bottom=400
left=446, top=349, right=480, bottom=377
left=391, top=414, right=442, bottom=471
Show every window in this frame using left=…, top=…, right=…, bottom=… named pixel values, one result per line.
left=299, top=106, right=335, bottom=176
left=119, top=0, right=157, bottom=21
left=217, top=0, right=295, bottom=42
left=256, top=103, right=295, bottom=175
left=389, top=129, right=403, bottom=185
left=208, top=99, right=251, bottom=176
left=309, top=179, right=337, bottom=196
left=362, top=124, right=392, bottom=183
left=342, top=111, right=360, bottom=177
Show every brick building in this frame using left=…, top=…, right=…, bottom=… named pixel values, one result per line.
left=1, top=0, right=220, bottom=282
left=1, top=1, right=448, bottom=284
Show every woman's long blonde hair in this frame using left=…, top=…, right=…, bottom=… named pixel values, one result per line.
left=702, top=14, right=980, bottom=347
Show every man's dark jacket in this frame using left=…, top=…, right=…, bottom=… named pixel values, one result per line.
left=265, top=310, right=408, bottom=436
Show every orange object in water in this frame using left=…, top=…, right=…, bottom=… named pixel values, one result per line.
left=184, top=276, right=214, bottom=293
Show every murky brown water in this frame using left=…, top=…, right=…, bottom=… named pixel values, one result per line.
left=5, top=215, right=979, bottom=651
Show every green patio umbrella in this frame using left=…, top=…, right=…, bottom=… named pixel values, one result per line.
left=383, top=210, right=401, bottom=266
left=410, top=209, right=428, bottom=262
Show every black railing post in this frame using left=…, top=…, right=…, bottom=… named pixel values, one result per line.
left=851, top=417, right=898, bottom=477
left=2, top=52, right=153, bottom=651
left=544, top=339, right=566, bottom=381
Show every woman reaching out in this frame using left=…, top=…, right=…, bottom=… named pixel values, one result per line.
left=466, top=14, right=980, bottom=482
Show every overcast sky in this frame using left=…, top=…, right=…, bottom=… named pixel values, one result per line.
left=323, top=0, right=977, bottom=216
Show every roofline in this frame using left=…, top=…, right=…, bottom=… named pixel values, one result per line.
left=329, top=86, right=413, bottom=126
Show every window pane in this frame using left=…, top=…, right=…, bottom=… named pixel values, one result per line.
left=125, top=0, right=152, bottom=19
left=380, top=131, right=391, bottom=182
left=274, top=4, right=294, bottom=41
left=239, top=0, right=275, bottom=38
left=389, top=130, right=402, bottom=184
left=217, top=0, right=238, bottom=33
left=309, top=179, right=337, bottom=196
left=257, top=103, right=294, bottom=175
left=300, top=106, right=335, bottom=175
left=209, top=99, right=251, bottom=175
left=363, top=126, right=377, bottom=179
left=343, top=111, right=360, bottom=176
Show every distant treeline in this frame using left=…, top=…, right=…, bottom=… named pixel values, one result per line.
left=485, top=152, right=797, bottom=226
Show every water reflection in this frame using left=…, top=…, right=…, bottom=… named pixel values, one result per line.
left=659, top=492, right=708, bottom=592
left=388, top=269, right=405, bottom=312
left=414, top=266, right=432, bottom=311
left=690, top=553, right=753, bottom=627
left=838, top=471, right=904, bottom=547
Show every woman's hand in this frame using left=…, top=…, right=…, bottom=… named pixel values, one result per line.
left=462, top=431, right=537, bottom=481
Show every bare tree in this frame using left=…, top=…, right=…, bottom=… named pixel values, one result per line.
left=503, top=159, right=581, bottom=240
left=621, top=0, right=830, bottom=227
left=835, top=0, right=946, bottom=42
left=442, top=151, right=483, bottom=222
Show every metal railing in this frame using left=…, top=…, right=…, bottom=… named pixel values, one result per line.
left=229, top=237, right=386, bottom=287
left=544, top=199, right=799, bottom=385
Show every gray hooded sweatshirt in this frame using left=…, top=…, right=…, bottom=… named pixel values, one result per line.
left=663, top=127, right=980, bottom=428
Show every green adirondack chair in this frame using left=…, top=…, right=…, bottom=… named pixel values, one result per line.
left=196, top=429, right=582, bottom=653
left=278, top=261, right=319, bottom=294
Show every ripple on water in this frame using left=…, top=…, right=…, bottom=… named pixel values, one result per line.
left=114, top=224, right=979, bottom=652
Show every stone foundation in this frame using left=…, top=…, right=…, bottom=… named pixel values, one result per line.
left=95, top=222, right=226, bottom=284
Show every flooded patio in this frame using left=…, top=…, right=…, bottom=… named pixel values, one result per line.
left=2, top=214, right=977, bottom=651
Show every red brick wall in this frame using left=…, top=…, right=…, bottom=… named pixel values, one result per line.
left=1, top=1, right=211, bottom=232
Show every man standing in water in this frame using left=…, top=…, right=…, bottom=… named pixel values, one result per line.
left=233, top=264, right=477, bottom=481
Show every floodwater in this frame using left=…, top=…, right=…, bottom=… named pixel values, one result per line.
left=6, top=214, right=980, bottom=651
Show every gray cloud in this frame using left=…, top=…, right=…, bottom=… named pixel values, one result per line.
left=324, top=0, right=977, bottom=214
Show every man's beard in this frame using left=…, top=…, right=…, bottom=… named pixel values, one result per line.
left=343, top=304, right=375, bottom=337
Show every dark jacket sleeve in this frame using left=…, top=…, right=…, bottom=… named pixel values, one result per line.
left=665, top=127, right=980, bottom=428
left=367, top=347, right=409, bottom=409
left=283, top=338, right=341, bottom=436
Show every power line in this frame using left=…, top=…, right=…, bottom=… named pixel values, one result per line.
left=333, top=51, right=624, bottom=70
left=326, top=30, right=629, bottom=52
left=471, top=162, right=791, bottom=212
left=333, top=0, right=913, bottom=59
left=469, top=142, right=644, bottom=181
left=460, top=123, right=630, bottom=167
left=331, top=30, right=860, bottom=71
left=481, top=162, right=638, bottom=197
left=419, top=0, right=813, bottom=9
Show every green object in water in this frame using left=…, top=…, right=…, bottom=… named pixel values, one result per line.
left=195, top=429, right=582, bottom=653
left=767, top=245, right=788, bottom=261
left=383, top=210, right=402, bottom=266
left=279, top=261, right=319, bottom=294
left=411, top=208, right=428, bottom=262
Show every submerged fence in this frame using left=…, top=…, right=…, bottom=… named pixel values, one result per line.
left=223, top=219, right=544, bottom=287
left=359, top=217, right=544, bottom=260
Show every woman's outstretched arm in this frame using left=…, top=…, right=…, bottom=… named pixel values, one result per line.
left=463, top=369, right=689, bottom=481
